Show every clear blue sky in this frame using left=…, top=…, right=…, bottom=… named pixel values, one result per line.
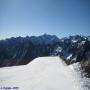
left=0, top=0, right=90, bottom=39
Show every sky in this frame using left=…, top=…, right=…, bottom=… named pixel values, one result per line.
left=0, top=0, right=90, bottom=39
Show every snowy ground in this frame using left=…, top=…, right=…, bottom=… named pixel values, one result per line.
left=0, top=56, right=84, bottom=90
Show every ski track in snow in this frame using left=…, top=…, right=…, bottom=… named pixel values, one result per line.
left=0, top=56, right=87, bottom=90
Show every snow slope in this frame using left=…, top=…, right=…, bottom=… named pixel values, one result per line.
left=0, top=57, right=82, bottom=90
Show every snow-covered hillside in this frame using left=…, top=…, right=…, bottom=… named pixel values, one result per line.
left=0, top=57, right=83, bottom=90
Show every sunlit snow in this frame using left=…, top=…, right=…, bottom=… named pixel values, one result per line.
left=0, top=57, right=83, bottom=90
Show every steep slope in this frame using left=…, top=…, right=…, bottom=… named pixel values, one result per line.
left=69, top=62, right=90, bottom=90
left=0, top=57, right=82, bottom=90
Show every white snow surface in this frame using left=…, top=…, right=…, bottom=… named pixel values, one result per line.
left=0, top=56, right=83, bottom=90
left=67, top=54, right=72, bottom=60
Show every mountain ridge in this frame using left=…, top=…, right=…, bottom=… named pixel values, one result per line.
left=0, top=34, right=90, bottom=70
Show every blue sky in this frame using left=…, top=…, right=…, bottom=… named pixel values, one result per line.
left=0, top=0, right=90, bottom=39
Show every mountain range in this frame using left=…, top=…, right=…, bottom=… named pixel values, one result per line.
left=0, top=34, right=90, bottom=77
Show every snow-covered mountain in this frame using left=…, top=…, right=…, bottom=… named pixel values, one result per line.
left=0, top=57, right=84, bottom=90
left=0, top=34, right=90, bottom=69
left=52, top=35, right=90, bottom=62
left=0, top=34, right=90, bottom=89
